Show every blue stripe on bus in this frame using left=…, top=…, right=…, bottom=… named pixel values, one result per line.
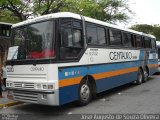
left=59, top=71, right=137, bottom=105
left=58, top=61, right=143, bottom=80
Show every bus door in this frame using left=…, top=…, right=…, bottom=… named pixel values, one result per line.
left=59, top=18, right=86, bottom=79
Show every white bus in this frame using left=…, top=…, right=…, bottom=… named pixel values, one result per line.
left=6, top=12, right=158, bottom=106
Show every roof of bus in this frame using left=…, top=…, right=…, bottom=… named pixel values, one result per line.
left=12, top=12, right=155, bottom=39
left=0, top=22, right=13, bottom=26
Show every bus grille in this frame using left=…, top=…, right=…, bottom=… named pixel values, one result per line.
left=13, top=91, right=38, bottom=103
left=13, top=82, right=35, bottom=89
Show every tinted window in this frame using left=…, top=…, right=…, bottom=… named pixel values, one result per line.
left=144, top=37, right=151, bottom=48
left=109, top=29, right=122, bottom=46
left=97, top=27, right=106, bottom=45
left=61, top=21, right=83, bottom=48
left=123, top=33, right=133, bottom=47
left=60, top=19, right=83, bottom=59
left=86, top=25, right=97, bottom=44
left=0, top=25, right=11, bottom=37
left=13, top=21, right=55, bottom=60
left=136, top=36, right=142, bottom=48
left=73, top=21, right=81, bottom=27
left=61, top=19, right=72, bottom=27
left=151, top=39, right=156, bottom=49
left=73, top=29, right=82, bottom=47
left=61, top=28, right=72, bottom=47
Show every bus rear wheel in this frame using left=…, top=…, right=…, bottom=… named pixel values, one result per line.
left=136, top=68, right=143, bottom=85
left=142, top=67, right=149, bottom=83
left=78, top=79, right=92, bottom=106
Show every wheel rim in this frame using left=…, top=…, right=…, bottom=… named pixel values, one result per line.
left=80, top=84, right=90, bottom=101
left=138, top=70, right=142, bottom=83
left=144, top=71, right=148, bottom=81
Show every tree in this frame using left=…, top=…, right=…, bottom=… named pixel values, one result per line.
left=61, top=0, right=133, bottom=23
left=98, top=0, right=133, bottom=23
left=0, top=0, right=32, bottom=21
left=0, top=0, right=133, bottom=24
left=32, top=0, right=65, bottom=16
left=0, top=0, right=65, bottom=22
left=130, top=24, right=154, bottom=34
left=60, top=0, right=106, bottom=21
left=0, top=9, right=20, bottom=23
left=152, top=25, right=160, bottom=41
left=130, top=24, right=160, bottom=41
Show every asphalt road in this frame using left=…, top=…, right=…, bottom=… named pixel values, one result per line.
left=0, top=75, right=160, bottom=120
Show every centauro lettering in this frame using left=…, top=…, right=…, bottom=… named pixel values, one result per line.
left=109, top=52, right=132, bottom=60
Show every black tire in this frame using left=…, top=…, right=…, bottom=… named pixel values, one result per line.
left=136, top=68, right=143, bottom=85
left=142, top=67, right=149, bottom=83
left=77, top=79, right=92, bottom=106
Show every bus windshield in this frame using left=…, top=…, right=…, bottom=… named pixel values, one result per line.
left=12, top=21, right=55, bottom=60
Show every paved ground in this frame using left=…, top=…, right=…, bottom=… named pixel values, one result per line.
left=0, top=75, right=160, bottom=120
left=0, top=91, right=21, bottom=108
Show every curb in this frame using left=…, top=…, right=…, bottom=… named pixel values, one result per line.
left=0, top=101, right=23, bottom=108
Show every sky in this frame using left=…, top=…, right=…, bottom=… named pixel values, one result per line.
left=128, top=0, right=160, bottom=27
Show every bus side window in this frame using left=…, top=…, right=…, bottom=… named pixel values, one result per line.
left=123, top=32, right=132, bottom=47
left=109, top=29, right=122, bottom=46
left=136, top=35, right=142, bottom=48
left=61, top=27, right=73, bottom=47
left=60, top=19, right=83, bottom=59
left=86, top=25, right=97, bottom=45
left=97, top=27, right=106, bottom=45
left=151, top=39, right=156, bottom=49
left=144, top=37, right=151, bottom=48
left=86, top=23, right=106, bottom=46
left=73, top=29, right=82, bottom=47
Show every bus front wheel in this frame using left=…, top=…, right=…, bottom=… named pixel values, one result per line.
left=77, top=79, right=92, bottom=106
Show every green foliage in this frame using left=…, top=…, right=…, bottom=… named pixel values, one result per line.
left=61, top=0, right=132, bottom=23
left=61, top=0, right=106, bottom=21
left=0, top=0, right=133, bottom=24
left=0, top=10, right=20, bottom=23
left=0, top=0, right=32, bottom=21
left=98, top=0, right=132, bottom=23
left=152, top=25, right=160, bottom=41
left=130, top=24, right=153, bottom=34
left=130, top=24, right=160, bottom=41
left=33, top=0, right=65, bottom=15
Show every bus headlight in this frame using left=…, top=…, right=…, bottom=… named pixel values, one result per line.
left=42, top=84, right=54, bottom=90
left=48, top=85, right=54, bottom=90
left=42, top=85, right=47, bottom=89
left=6, top=82, right=13, bottom=87
left=10, top=83, right=13, bottom=87
left=35, top=83, right=55, bottom=90
left=7, top=82, right=10, bottom=87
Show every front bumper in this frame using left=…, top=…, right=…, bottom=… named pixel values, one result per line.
left=7, top=88, right=59, bottom=106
